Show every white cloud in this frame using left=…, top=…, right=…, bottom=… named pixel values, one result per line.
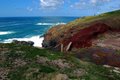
left=91, top=0, right=97, bottom=4
left=71, top=0, right=111, bottom=9
left=40, top=0, right=64, bottom=9
left=91, top=0, right=111, bottom=4
left=70, top=2, right=87, bottom=9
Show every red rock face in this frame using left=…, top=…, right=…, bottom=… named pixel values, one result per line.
left=63, top=23, right=110, bottom=49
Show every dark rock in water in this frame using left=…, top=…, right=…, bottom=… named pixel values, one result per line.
left=27, top=41, right=34, bottom=46
left=12, top=40, right=34, bottom=46
left=12, top=40, right=18, bottom=43
left=39, top=34, right=44, bottom=38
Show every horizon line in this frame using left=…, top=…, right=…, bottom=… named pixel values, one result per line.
left=0, top=16, right=82, bottom=18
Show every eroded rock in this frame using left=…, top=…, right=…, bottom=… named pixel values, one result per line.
left=12, top=40, right=34, bottom=46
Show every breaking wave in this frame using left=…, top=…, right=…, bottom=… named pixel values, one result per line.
left=36, top=22, right=66, bottom=26
left=3, top=35, right=44, bottom=47
left=0, top=31, right=15, bottom=35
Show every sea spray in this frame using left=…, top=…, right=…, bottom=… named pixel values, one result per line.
left=0, top=31, right=15, bottom=35
left=36, top=22, right=66, bottom=26
left=3, top=36, right=44, bottom=47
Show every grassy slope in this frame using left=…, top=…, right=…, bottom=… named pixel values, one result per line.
left=0, top=43, right=120, bottom=80
left=49, top=10, right=120, bottom=38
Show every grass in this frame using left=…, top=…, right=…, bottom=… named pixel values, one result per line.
left=49, top=10, right=120, bottom=39
left=116, top=50, right=120, bottom=54
left=0, top=43, right=120, bottom=80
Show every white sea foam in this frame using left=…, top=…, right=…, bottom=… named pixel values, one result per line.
left=36, top=22, right=66, bottom=26
left=3, top=36, right=44, bottom=47
left=0, top=31, right=15, bottom=35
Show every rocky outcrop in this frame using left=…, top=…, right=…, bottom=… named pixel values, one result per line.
left=93, top=32, right=120, bottom=50
left=42, top=10, right=120, bottom=67
left=42, top=10, right=120, bottom=51
left=12, top=40, right=34, bottom=46
left=43, top=22, right=119, bottom=51
left=62, top=23, right=110, bottom=49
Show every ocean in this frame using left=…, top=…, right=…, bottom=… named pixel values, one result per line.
left=0, top=17, right=78, bottom=47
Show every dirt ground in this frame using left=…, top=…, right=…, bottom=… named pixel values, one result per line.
left=93, top=32, right=120, bottom=50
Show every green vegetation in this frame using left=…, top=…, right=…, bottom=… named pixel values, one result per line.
left=0, top=43, right=120, bottom=80
left=50, top=10, right=120, bottom=38
left=66, top=9, right=120, bottom=29
left=116, top=50, right=120, bottom=54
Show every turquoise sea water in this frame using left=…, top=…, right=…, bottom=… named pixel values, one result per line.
left=0, top=17, right=78, bottom=47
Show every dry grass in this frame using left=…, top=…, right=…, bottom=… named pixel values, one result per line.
left=48, top=10, right=120, bottom=39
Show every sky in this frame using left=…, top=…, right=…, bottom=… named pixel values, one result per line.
left=0, top=0, right=120, bottom=17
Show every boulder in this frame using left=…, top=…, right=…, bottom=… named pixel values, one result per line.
left=12, top=40, right=34, bottom=46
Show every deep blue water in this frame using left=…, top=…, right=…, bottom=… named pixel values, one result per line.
left=0, top=17, right=78, bottom=44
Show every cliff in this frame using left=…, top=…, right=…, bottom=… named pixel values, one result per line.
left=43, top=10, right=120, bottom=67
left=43, top=10, right=120, bottom=50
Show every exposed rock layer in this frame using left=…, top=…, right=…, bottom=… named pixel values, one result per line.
left=42, top=10, right=120, bottom=67
left=43, top=10, right=120, bottom=51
